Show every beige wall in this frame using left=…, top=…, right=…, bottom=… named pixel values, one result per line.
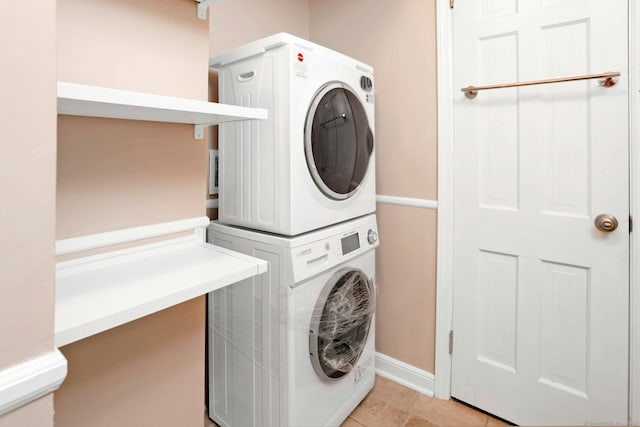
left=0, top=398, right=54, bottom=427
left=55, top=299, right=205, bottom=427
left=208, top=0, right=309, bottom=57
left=375, top=204, right=438, bottom=371
left=0, top=0, right=57, bottom=425
left=57, top=117, right=206, bottom=238
left=0, top=0, right=56, bottom=372
left=56, top=0, right=208, bottom=239
left=55, top=0, right=209, bottom=425
left=58, top=0, right=208, bottom=99
left=309, top=0, right=438, bottom=372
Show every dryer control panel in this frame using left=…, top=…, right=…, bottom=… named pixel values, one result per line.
left=360, top=75, right=373, bottom=92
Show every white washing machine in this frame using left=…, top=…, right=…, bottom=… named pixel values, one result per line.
left=207, top=214, right=379, bottom=427
left=210, top=33, right=376, bottom=236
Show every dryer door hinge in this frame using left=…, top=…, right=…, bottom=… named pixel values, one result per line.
left=449, top=330, right=454, bottom=354
left=630, top=215, right=633, bottom=233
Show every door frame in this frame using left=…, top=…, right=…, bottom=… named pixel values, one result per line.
left=434, top=0, right=640, bottom=423
left=629, top=1, right=640, bottom=423
left=434, top=0, right=455, bottom=401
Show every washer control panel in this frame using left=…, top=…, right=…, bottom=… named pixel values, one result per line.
left=340, top=232, right=360, bottom=255
left=290, top=215, right=379, bottom=284
left=337, top=222, right=379, bottom=256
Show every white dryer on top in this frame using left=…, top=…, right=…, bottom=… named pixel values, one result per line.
left=210, top=33, right=376, bottom=236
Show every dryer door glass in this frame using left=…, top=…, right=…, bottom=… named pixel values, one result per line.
left=305, top=83, right=374, bottom=200
left=309, top=268, right=374, bottom=381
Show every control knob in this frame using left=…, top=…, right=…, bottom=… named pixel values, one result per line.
left=367, top=229, right=378, bottom=244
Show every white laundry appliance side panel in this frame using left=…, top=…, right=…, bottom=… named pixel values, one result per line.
left=207, top=232, right=289, bottom=427
left=286, top=252, right=376, bottom=427
left=217, top=46, right=293, bottom=233
left=289, top=52, right=376, bottom=235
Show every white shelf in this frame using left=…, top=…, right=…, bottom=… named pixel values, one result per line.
left=55, top=236, right=267, bottom=347
left=57, top=81, right=267, bottom=139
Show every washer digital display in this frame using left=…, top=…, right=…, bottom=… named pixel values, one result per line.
left=341, top=233, right=360, bottom=255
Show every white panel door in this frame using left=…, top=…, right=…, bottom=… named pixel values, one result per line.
left=451, top=1, right=629, bottom=425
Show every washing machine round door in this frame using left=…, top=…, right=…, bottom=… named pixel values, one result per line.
left=305, top=82, right=374, bottom=200
left=309, top=267, right=375, bottom=381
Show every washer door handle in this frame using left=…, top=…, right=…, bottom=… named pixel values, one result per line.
left=320, top=113, right=347, bottom=127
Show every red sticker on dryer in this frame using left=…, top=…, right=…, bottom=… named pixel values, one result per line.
left=297, top=53, right=304, bottom=62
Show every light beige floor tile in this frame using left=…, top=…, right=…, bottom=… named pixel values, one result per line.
left=350, top=394, right=387, bottom=425
left=378, top=405, right=411, bottom=427
left=485, top=414, right=513, bottom=426
left=408, top=394, right=488, bottom=427
left=404, top=415, right=436, bottom=427
left=370, top=376, right=419, bottom=412
left=341, top=417, right=366, bottom=427
left=352, top=403, right=411, bottom=427
left=349, top=392, right=412, bottom=427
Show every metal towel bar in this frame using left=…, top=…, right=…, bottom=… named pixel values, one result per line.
left=461, top=71, right=620, bottom=99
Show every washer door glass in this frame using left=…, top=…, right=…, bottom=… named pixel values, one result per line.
left=309, top=268, right=375, bottom=381
left=305, top=83, right=374, bottom=200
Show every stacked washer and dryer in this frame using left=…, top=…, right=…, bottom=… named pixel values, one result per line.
left=207, top=33, right=378, bottom=427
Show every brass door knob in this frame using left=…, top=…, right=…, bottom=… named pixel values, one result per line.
left=594, top=214, right=619, bottom=232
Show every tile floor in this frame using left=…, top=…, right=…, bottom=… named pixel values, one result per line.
left=204, top=375, right=513, bottom=427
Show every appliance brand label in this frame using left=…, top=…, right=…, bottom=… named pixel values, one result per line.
left=294, top=51, right=308, bottom=78
left=294, top=62, right=307, bottom=79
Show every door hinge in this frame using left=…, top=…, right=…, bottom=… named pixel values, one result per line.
left=630, top=216, right=633, bottom=233
left=449, top=0, right=454, bottom=9
left=449, top=330, right=454, bottom=354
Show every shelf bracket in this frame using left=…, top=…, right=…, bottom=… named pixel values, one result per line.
left=194, top=124, right=205, bottom=140
left=196, top=0, right=217, bottom=20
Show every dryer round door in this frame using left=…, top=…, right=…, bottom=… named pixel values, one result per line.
left=309, top=267, right=375, bottom=381
left=305, top=82, right=374, bottom=200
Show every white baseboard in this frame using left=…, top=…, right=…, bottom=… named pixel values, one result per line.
left=375, top=352, right=435, bottom=397
left=0, top=349, right=67, bottom=417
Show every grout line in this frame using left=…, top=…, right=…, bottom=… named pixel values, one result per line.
left=405, top=391, right=419, bottom=413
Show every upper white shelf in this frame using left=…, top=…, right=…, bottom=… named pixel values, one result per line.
left=55, top=219, right=267, bottom=347
left=57, top=81, right=267, bottom=139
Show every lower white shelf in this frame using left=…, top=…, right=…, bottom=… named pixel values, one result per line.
left=55, top=237, right=267, bottom=347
